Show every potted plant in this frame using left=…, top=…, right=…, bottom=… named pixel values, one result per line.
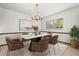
left=69, top=26, right=79, bottom=48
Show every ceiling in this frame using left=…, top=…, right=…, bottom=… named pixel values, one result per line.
left=0, top=3, right=79, bottom=17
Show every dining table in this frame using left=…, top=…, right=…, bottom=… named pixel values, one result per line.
left=21, top=33, right=51, bottom=51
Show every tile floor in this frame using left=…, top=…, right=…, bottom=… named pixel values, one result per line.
left=0, top=41, right=79, bottom=56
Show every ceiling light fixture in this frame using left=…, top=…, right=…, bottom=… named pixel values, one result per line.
left=32, top=4, right=41, bottom=20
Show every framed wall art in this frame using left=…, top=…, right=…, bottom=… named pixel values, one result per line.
left=46, top=18, right=63, bottom=29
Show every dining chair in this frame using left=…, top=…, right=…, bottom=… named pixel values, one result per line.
left=48, top=35, right=59, bottom=55
left=31, top=37, right=48, bottom=52
left=6, top=34, right=24, bottom=51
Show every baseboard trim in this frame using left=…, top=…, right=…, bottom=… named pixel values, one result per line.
left=58, top=41, right=71, bottom=45
left=0, top=44, right=7, bottom=47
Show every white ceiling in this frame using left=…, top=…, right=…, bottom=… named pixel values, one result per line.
left=0, top=3, right=79, bottom=17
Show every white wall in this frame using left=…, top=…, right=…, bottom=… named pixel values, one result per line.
left=0, top=7, right=31, bottom=45
left=0, top=7, right=31, bottom=33
left=41, top=6, right=79, bottom=43
left=0, top=6, right=79, bottom=45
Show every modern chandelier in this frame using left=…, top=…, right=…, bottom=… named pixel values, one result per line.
left=32, top=4, right=41, bottom=20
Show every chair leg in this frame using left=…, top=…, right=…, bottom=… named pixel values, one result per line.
left=57, top=43, right=62, bottom=55
left=48, top=44, right=51, bottom=56
left=53, top=45, right=56, bottom=56
left=57, top=43, right=60, bottom=49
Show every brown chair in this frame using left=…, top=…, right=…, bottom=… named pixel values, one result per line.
left=6, top=37, right=24, bottom=51
left=48, top=35, right=59, bottom=55
left=31, top=37, right=49, bottom=52
left=49, top=35, right=58, bottom=45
